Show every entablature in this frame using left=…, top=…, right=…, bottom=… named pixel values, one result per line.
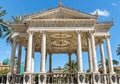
left=94, top=21, right=113, bottom=32
left=9, top=23, right=27, bottom=33
left=25, top=19, right=96, bottom=27
left=28, top=27, right=94, bottom=32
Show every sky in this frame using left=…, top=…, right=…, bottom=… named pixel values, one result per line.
left=0, top=0, right=120, bottom=72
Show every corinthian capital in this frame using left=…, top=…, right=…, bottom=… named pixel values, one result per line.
left=104, top=35, right=111, bottom=39
left=27, top=30, right=34, bottom=34
left=11, top=33, right=19, bottom=39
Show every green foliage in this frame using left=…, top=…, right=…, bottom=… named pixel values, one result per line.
left=0, top=68, right=9, bottom=76
left=116, top=44, right=120, bottom=56
left=98, top=59, right=119, bottom=73
left=3, top=15, right=24, bottom=44
left=3, top=28, right=13, bottom=44
left=98, top=59, right=119, bottom=67
left=3, top=58, right=10, bottom=65
left=114, top=67, right=120, bottom=74
left=11, top=15, right=24, bottom=23
left=63, top=60, right=77, bottom=73
left=0, top=6, right=8, bottom=38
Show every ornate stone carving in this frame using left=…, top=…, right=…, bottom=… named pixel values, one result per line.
left=79, top=75, right=84, bottom=83
left=111, top=75, right=116, bottom=83
left=15, top=75, right=21, bottom=83
left=94, top=75, right=99, bottom=83
left=9, top=4, right=113, bottom=54
left=40, top=75, right=45, bottom=83
left=50, top=33, right=72, bottom=39
left=25, top=75, right=29, bottom=83
left=1, top=75, right=7, bottom=83
left=52, top=40, right=70, bottom=47
left=8, top=76, right=12, bottom=83
left=104, top=35, right=111, bottom=39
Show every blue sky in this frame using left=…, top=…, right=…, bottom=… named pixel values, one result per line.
left=0, top=0, right=120, bottom=72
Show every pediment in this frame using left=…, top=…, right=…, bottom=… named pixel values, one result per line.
left=24, top=7, right=98, bottom=20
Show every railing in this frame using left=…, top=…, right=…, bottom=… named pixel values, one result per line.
left=0, top=73, right=120, bottom=84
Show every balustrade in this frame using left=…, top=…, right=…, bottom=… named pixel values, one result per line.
left=0, top=73, right=120, bottom=84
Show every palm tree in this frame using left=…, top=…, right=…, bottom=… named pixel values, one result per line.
left=11, top=15, right=24, bottom=24
left=3, top=15, right=24, bottom=44
left=63, top=60, right=78, bottom=83
left=63, top=60, right=77, bottom=73
left=116, top=44, right=120, bottom=56
left=98, top=59, right=119, bottom=73
left=0, top=6, right=8, bottom=38
left=98, top=59, right=119, bottom=66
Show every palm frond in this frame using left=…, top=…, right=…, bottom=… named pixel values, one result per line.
left=63, top=60, right=77, bottom=73
left=0, top=28, right=2, bottom=38
left=3, top=15, right=24, bottom=44
left=3, top=29, right=13, bottom=44
left=116, top=44, right=120, bottom=55
left=0, top=10, right=6, bottom=17
left=98, top=58, right=119, bottom=66
left=11, top=15, right=24, bottom=23
left=2, top=28, right=12, bottom=38
left=0, top=22, right=8, bottom=31
left=113, top=59, right=119, bottom=65
left=0, top=6, right=8, bottom=38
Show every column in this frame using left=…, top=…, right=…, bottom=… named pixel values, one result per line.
left=90, top=31, right=98, bottom=72
left=77, top=31, right=83, bottom=72
left=100, top=42, right=107, bottom=74
left=24, top=48, right=27, bottom=72
left=10, top=39, right=17, bottom=74
left=49, top=54, right=52, bottom=83
left=105, top=36, right=114, bottom=73
left=31, top=56, right=34, bottom=73
left=100, top=41, right=107, bottom=84
left=49, top=54, right=52, bottom=73
left=88, top=37, right=93, bottom=72
left=45, top=54, right=47, bottom=67
left=31, top=44, right=35, bottom=73
left=26, top=32, right=33, bottom=72
left=68, top=53, right=72, bottom=73
left=16, top=45, right=22, bottom=74
left=40, top=31, right=46, bottom=72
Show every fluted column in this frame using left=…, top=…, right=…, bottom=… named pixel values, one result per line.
left=49, top=54, right=52, bottom=73
left=31, top=44, right=35, bottom=73
left=105, top=36, right=114, bottom=73
left=100, top=42, right=107, bottom=74
left=10, top=39, right=17, bottom=74
left=26, top=32, right=33, bottom=72
left=90, top=31, right=98, bottom=72
left=68, top=53, right=72, bottom=73
left=88, top=37, right=93, bottom=72
left=16, top=45, right=22, bottom=74
left=24, top=48, right=27, bottom=72
left=40, top=31, right=46, bottom=72
left=77, top=31, right=83, bottom=72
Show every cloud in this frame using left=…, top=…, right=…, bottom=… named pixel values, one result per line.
left=112, top=3, right=117, bottom=6
left=91, top=9, right=110, bottom=17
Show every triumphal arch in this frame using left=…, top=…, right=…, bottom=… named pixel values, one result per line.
left=5, top=3, right=120, bottom=84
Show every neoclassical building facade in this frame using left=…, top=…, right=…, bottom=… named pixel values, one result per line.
left=7, top=3, right=119, bottom=84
